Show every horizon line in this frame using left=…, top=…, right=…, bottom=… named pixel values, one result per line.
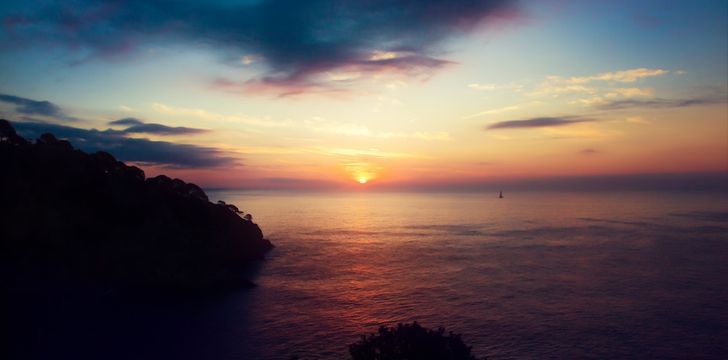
left=203, top=171, right=728, bottom=192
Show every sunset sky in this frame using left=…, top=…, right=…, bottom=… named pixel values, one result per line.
left=1, top=0, right=726, bottom=190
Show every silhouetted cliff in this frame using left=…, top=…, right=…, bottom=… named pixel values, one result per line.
left=0, top=119, right=272, bottom=293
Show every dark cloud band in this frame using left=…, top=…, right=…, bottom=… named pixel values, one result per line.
left=0, top=93, right=77, bottom=121
left=596, top=97, right=724, bottom=110
left=109, top=118, right=208, bottom=135
left=486, top=116, right=592, bottom=130
left=12, top=121, right=234, bottom=168
left=109, top=117, right=144, bottom=126
left=122, top=123, right=208, bottom=135
left=1, top=0, right=517, bottom=94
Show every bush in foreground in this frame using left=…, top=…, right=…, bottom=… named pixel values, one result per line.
left=349, top=322, right=485, bottom=360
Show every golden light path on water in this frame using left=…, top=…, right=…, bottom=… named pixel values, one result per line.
left=203, top=190, right=728, bottom=359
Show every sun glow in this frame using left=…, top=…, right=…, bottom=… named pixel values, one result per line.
left=346, top=162, right=378, bottom=186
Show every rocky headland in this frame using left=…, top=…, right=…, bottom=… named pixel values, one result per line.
left=1, top=119, right=273, bottom=293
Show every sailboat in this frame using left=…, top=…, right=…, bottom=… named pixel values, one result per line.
left=499, top=191, right=503, bottom=198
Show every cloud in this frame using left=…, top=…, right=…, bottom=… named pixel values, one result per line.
left=468, top=83, right=498, bottom=91
left=533, top=68, right=668, bottom=97
left=464, top=104, right=522, bottom=118
left=579, top=148, right=599, bottom=155
left=218, top=51, right=457, bottom=96
left=11, top=121, right=235, bottom=168
left=467, top=82, right=523, bottom=92
left=571, top=88, right=654, bottom=107
left=123, top=123, right=207, bottom=135
left=109, top=117, right=144, bottom=126
left=1, top=0, right=518, bottom=95
left=108, top=117, right=208, bottom=135
left=596, top=97, right=724, bottom=110
left=486, top=116, right=593, bottom=130
left=571, top=97, right=606, bottom=106
left=218, top=77, right=348, bottom=98
left=606, top=87, right=654, bottom=97
left=553, top=68, right=668, bottom=85
left=0, top=93, right=77, bottom=121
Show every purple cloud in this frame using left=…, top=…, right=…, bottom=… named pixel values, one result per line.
left=486, top=116, right=593, bottom=130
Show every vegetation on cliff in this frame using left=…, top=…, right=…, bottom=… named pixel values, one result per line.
left=0, top=119, right=272, bottom=292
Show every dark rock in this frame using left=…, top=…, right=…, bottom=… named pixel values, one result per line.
left=0, top=119, right=272, bottom=293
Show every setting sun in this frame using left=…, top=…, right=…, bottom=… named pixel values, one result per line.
left=357, top=177, right=368, bottom=184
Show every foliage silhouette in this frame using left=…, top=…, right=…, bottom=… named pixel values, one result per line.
left=349, top=322, right=486, bottom=360
left=0, top=119, right=272, bottom=293
left=218, top=200, right=245, bottom=215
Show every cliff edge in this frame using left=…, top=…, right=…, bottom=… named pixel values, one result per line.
left=0, top=119, right=273, bottom=292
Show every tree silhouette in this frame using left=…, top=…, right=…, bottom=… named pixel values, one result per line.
left=218, top=200, right=245, bottom=214
left=349, top=322, right=485, bottom=360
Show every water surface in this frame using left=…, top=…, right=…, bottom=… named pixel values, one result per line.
left=206, top=190, right=728, bottom=359
left=18, top=191, right=728, bottom=359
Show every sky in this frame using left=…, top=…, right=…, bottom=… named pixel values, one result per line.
left=1, top=0, right=726, bottom=190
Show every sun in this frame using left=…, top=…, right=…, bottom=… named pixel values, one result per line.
left=357, top=177, right=368, bottom=184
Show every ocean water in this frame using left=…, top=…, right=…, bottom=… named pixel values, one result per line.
left=202, top=190, right=728, bottom=359
left=15, top=191, right=728, bottom=359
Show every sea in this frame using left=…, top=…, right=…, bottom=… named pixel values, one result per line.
left=18, top=191, right=728, bottom=359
